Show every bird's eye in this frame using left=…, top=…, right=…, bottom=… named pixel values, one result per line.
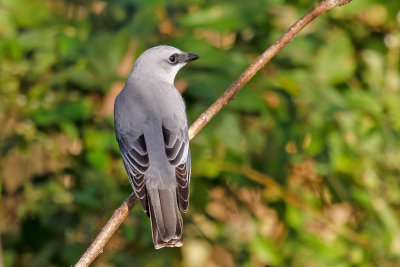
left=169, top=54, right=177, bottom=63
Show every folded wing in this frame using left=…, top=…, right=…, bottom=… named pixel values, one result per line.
left=162, top=126, right=191, bottom=212
left=117, top=134, right=150, bottom=216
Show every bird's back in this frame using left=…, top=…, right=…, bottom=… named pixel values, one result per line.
left=114, top=45, right=196, bottom=249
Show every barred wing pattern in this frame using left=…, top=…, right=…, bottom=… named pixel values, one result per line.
left=117, top=134, right=150, bottom=216
left=117, top=125, right=190, bottom=217
left=162, top=126, right=191, bottom=212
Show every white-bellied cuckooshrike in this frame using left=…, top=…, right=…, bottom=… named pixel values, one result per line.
left=114, top=45, right=199, bottom=249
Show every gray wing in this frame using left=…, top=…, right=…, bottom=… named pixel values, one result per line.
left=115, top=90, right=151, bottom=215
left=162, top=125, right=191, bottom=212
left=117, top=133, right=150, bottom=216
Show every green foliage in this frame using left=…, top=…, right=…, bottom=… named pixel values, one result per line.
left=1, top=0, right=400, bottom=266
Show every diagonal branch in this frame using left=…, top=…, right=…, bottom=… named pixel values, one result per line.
left=74, top=0, right=354, bottom=266
left=74, top=192, right=137, bottom=267
left=188, top=0, right=353, bottom=140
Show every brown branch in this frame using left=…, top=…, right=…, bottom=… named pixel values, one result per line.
left=74, top=0, right=354, bottom=266
left=188, top=0, right=352, bottom=139
left=74, top=193, right=137, bottom=267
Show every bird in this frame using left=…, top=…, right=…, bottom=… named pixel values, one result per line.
left=114, top=45, right=199, bottom=249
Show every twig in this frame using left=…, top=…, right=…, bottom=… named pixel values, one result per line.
left=74, top=193, right=137, bottom=267
left=75, top=0, right=354, bottom=266
left=189, top=0, right=353, bottom=139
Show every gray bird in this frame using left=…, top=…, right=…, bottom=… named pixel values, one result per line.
left=114, top=45, right=199, bottom=249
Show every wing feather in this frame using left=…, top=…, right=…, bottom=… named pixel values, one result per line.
left=117, top=134, right=150, bottom=216
left=162, top=125, right=191, bottom=212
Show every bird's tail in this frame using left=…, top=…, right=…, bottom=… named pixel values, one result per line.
left=147, top=188, right=183, bottom=249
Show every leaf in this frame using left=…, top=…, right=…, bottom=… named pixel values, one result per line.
left=313, top=29, right=356, bottom=85
left=228, top=88, right=267, bottom=112
left=86, top=150, right=110, bottom=170
left=249, top=235, right=282, bottom=265
left=10, top=0, right=50, bottom=28
left=32, top=99, right=93, bottom=126
left=215, top=112, right=244, bottom=153
left=180, top=4, right=246, bottom=32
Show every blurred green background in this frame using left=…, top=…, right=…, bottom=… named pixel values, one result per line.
left=1, top=0, right=400, bottom=266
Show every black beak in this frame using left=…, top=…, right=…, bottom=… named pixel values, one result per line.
left=184, top=52, right=200, bottom=63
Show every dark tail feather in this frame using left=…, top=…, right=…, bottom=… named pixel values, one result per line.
left=148, top=188, right=183, bottom=249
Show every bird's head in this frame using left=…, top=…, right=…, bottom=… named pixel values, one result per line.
left=130, top=45, right=199, bottom=84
